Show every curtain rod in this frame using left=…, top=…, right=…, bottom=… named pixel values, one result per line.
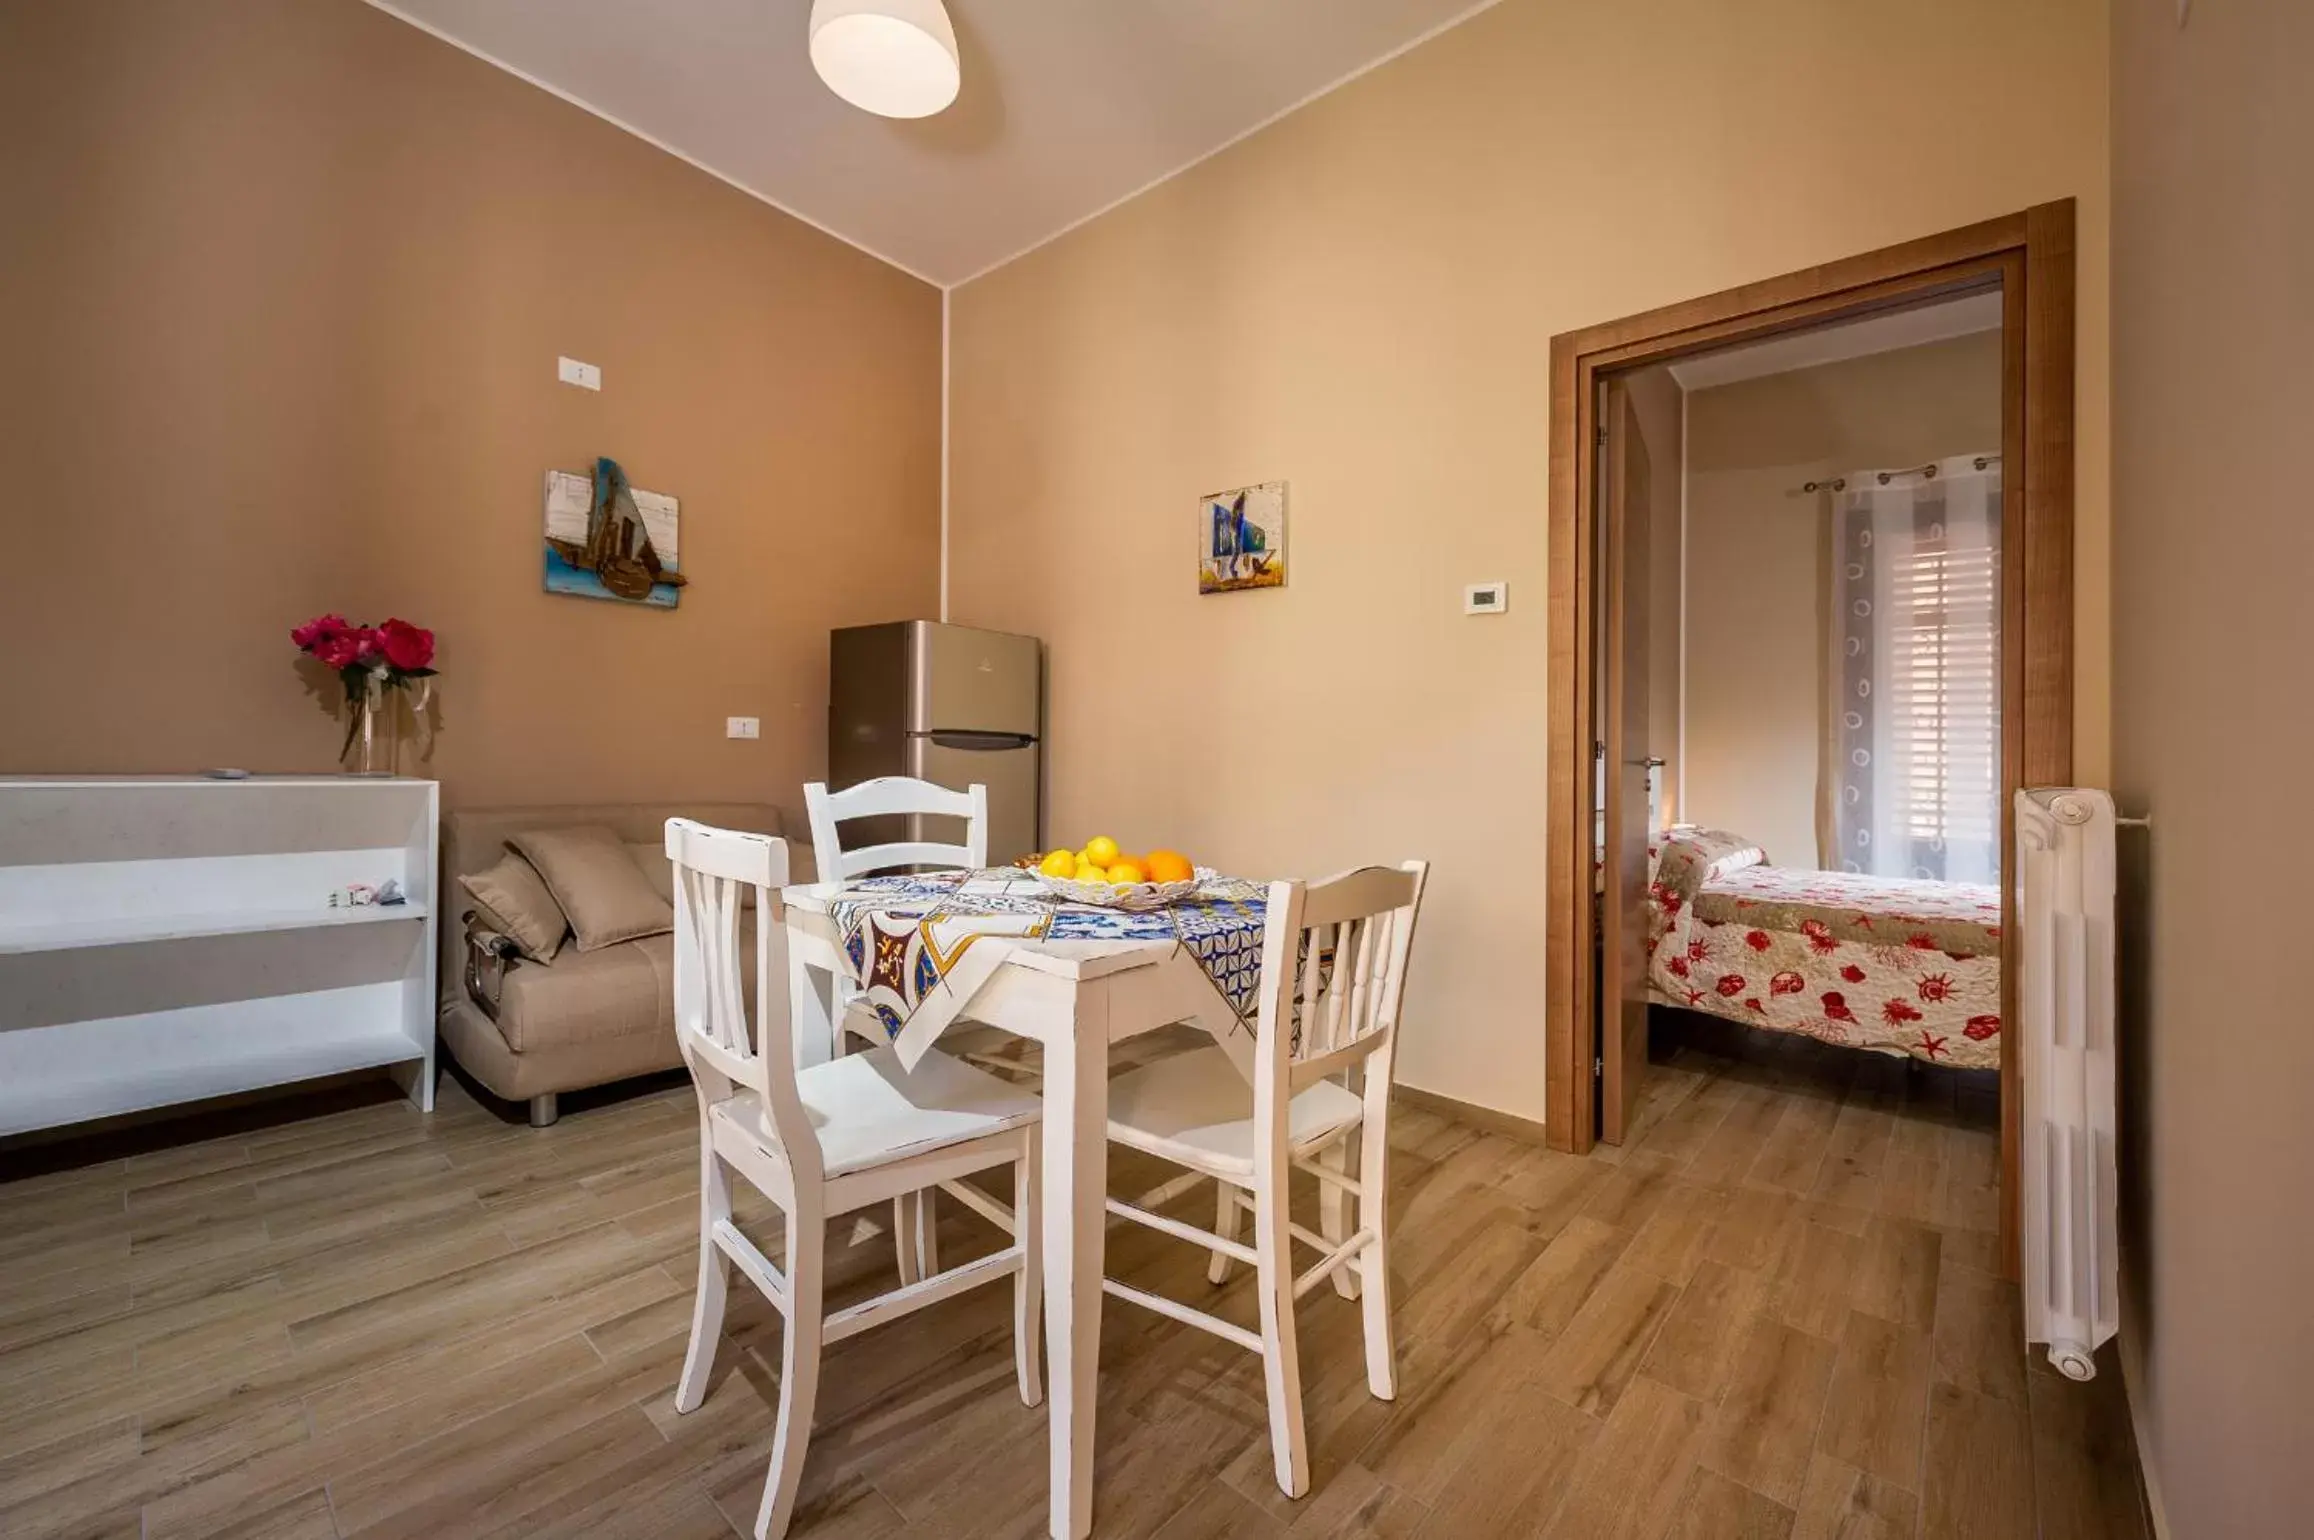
left=1802, top=453, right=2000, bottom=495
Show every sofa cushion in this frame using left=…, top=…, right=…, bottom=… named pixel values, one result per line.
left=494, top=914, right=765, bottom=1053
left=509, top=825, right=675, bottom=951
left=459, top=852, right=568, bottom=963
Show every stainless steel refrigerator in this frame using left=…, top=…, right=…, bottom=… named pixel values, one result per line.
left=828, top=621, right=1043, bottom=865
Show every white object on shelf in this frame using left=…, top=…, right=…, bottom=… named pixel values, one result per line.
left=2015, top=787, right=2121, bottom=1382
left=0, top=776, right=440, bottom=1136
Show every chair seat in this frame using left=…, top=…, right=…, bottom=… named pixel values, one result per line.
left=715, top=1045, right=1042, bottom=1178
left=1106, top=1046, right=1364, bottom=1178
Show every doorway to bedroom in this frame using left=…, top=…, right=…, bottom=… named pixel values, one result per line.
left=1546, top=207, right=2077, bottom=1284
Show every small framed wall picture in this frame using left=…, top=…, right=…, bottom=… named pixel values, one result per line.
left=1199, top=480, right=1286, bottom=594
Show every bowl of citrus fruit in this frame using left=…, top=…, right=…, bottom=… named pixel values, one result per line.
left=1030, top=837, right=1204, bottom=911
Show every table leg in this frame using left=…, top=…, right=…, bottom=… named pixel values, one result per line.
left=1041, top=981, right=1109, bottom=1540
left=786, top=942, right=841, bottom=1069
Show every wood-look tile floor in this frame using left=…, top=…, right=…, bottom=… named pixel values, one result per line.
left=0, top=1023, right=2150, bottom=1539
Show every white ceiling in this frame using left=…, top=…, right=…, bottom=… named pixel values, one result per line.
left=1668, top=291, right=2003, bottom=392
left=372, top=0, right=1497, bottom=287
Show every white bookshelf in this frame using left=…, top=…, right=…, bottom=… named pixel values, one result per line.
left=0, top=776, right=439, bottom=1136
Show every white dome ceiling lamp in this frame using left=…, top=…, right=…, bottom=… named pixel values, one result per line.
left=808, top=0, right=961, bottom=119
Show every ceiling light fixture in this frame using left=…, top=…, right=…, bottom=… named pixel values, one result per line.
left=808, top=0, right=960, bottom=120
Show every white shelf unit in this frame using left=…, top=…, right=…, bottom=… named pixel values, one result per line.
left=0, top=776, right=439, bottom=1136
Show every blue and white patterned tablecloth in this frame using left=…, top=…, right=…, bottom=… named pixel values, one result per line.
left=827, top=868, right=1269, bottom=1061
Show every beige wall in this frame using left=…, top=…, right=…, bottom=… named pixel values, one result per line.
left=1684, top=331, right=2004, bottom=869
left=0, top=0, right=941, bottom=821
left=1622, top=366, right=1686, bottom=827
left=949, top=0, right=2108, bottom=1121
left=2112, top=2, right=2313, bottom=1533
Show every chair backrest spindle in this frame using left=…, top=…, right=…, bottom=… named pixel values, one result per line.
left=1252, top=861, right=1429, bottom=1115
left=666, top=818, right=824, bottom=1185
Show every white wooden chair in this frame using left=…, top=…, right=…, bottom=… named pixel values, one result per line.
left=803, top=776, right=1000, bottom=1282
left=1099, top=861, right=1428, bottom=1499
left=663, top=817, right=1044, bottom=1540
left=803, top=775, right=988, bottom=887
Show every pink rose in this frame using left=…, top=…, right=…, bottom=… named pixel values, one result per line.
left=291, top=613, right=350, bottom=651
left=377, top=618, right=434, bottom=672
left=313, top=630, right=369, bottom=670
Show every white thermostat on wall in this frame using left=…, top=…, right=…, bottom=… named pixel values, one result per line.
left=1464, top=581, right=1509, bottom=615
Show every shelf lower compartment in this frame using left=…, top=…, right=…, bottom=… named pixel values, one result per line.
left=0, top=983, right=430, bottom=1136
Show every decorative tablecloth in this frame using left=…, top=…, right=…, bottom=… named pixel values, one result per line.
left=827, top=868, right=1270, bottom=1068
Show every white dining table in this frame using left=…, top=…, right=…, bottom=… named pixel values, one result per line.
left=778, top=881, right=1254, bottom=1540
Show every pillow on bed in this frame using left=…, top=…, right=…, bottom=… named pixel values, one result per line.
left=1652, top=827, right=1767, bottom=904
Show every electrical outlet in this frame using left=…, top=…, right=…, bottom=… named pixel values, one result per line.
left=556, top=355, right=602, bottom=391
left=725, top=716, right=760, bottom=740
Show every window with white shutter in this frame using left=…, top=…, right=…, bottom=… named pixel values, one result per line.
left=1829, top=461, right=2002, bottom=884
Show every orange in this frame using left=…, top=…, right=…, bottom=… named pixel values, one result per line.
left=1144, top=849, right=1193, bottom=884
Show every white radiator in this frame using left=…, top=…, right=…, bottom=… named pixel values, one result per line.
left=2014, top=787, right=2120, bottom=1381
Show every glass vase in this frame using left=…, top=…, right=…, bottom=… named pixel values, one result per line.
left=345, top=672, right=398, bottom=777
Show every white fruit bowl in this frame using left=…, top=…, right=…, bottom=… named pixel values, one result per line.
left=1030, top=867, right=1213, bottom=912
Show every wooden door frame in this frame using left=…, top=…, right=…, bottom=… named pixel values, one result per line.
left=1545, top=201, right=2076, bottom=1280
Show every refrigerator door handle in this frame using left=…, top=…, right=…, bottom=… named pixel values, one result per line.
left=916, top=730, right=1036, bottom=751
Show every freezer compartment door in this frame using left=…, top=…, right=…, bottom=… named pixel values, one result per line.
left=829, top=622, right=913, bottom=789
left=910, top=622, right=1042, bottom=738
left=909, top=734, right=1042, bottom=867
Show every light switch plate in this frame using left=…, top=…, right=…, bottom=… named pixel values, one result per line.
left=1464, top=581, right=1509, bottom=615
left=725, top=716, right=760, bottom=740
left=557, top=355, right=602, bottom=391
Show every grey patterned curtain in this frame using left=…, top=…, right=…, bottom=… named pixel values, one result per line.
left=1827, top=457, right=2003, bottom=883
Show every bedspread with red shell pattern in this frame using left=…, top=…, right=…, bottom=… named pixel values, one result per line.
left=1645, top=829, right=2003, bottom=1070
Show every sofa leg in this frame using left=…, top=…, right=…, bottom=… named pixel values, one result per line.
left=529, top=1092, right=559, bottom=1128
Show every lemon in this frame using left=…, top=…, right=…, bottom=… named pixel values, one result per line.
left=1073, top=859, right=1109, bottom=883
left=1082, top=835, right=1121, bottom=869
left=1108, top=859, right=1147, bottom=886
left=1039, top=849, right=1077, bottom=879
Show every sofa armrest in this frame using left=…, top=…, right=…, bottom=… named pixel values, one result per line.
left=462, top=912, right=521, bottom=1021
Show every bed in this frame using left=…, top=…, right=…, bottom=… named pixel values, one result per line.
left=1644, top=827, right=2003, bottom=1070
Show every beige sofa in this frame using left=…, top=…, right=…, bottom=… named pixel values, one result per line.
left=437, top=801, right=786, bottom=1125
